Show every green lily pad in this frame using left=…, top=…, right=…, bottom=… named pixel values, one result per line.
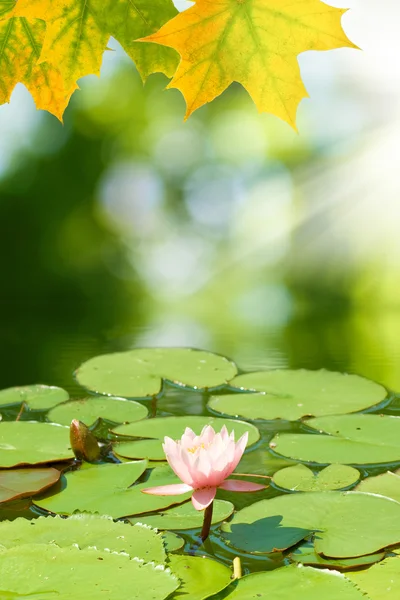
left=0, top=543, right=179, bottom=600
left=168, top=555, right=232, bottom=600
left=0, top=422, right=74, bottom=467
left=48, top=396, right=148, bottom=427
left=113, top=416, right=259, bottom=461
left=0, top=384, right=69, bottom=410
left=273, top=464, right=360, bottom=492
left=290, top=544, right=385, bottom=570
left=0, top=514, right=166, bottom=563
left=221, top=565, right=365, bottom=599
left=162, top=531, right=184, bottom=552
left=227, top=369, right=387, bottom=419
left=271, top=414, right=400, bottom=465
left=75, top=348, right=237, bottom=398
left=347, top=555, right=400, bottom=599
left=0, top=467, right=61, bottom=503
left=220, top=491, right=400, bottom=557
left=34, top=462, right=192, bottom=518
left=356, top=470, right=400, bottom=502
left=115, top=439, right=168, bottom=461
left=132, top=499, right=234, bottom=530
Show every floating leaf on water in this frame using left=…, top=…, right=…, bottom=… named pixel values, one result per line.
left=168, top=555, right=232, bottom=600
left=290, top=544, right=385, bottom=570
left=113, top=416, right=259, bottom=460
left=0, top=514, right=166, bottom=563
left=0, top=422, right=73, bottom=467
left=271, top=414, right=400, bottom=465
left=0, top=384, right=69, bottom=410
left=49, top=396, right=148, bottom=427
left=273, top=464, right=360, bottom=492
left=162, top=531, right=184, bottom=552
left=34, top=462, right=191, bottom=518
left=69, top=420, right=101, bottom=462
left=75, top=348, right=237, bottom=398
left=226, top=369, right=387, bottom=420
left=356, top=470, right=400, bottom=502
left=220, top=491, right=400, bottom=557
left=222, top=564, right=365, bottom=599
left=0, top=468, right=60, bottom=503
left=132, top=499, right=234, bottom=530
left=347, top=555, right=400, bottom=599
left=0, top=543, right=179, bottom=600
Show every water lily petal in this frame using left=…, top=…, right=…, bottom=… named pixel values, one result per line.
left=191, top=486, right=217, bottom=510
left=219, top=479, right=266, bottom=492
left=166, top=451, right=193, bottom=486
left=142, top=483, right=193, bottom=496
left=230, top=432, right=248, bottom=472
left=199, top=425, right=216, bottom=445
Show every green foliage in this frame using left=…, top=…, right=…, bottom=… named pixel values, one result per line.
left=0, top=514, right=166, bottom=563
left=0, top=543, right=179, bottom=600
left=221, top=491, right=400, bottom=557
left=0, top=384, right=69, bottom=410
left=0, top=468, right=60, bottom=503
left=34, top=462, right=192, bottom=518
left=0, top=422, right=73, bottom=467
left=272, top=464, right=360, bottom=492
left=271, top=414, right=400, bottom=464
left=222, top=566, right=365, bottom=599
left=48, top=396, right=148, bottom=426
left=225, top=369, right=387, bottom=420
left=76, top=348, right=237, bottom=397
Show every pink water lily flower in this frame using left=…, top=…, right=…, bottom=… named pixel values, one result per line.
left=143, top=425, right=265, bottom=510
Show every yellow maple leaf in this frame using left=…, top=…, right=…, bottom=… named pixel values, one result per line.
left=12, top=0, right=178, bottom=86
left=141, top=0, right=357, bottom=127
left=0, top=12, right=77, bottom=120
left=12, top=0, right=109, bottom=87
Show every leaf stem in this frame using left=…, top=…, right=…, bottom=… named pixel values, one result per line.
left=201, top=501, right=214, bottom=541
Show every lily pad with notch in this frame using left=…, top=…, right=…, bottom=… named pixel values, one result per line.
left=168, top=555, right=232, bottom=600
left=290, top=543, right=385, bottom=570
left=0, top=384, right=69, bottom=411
left=220, top=491, right=400, bottom=557
left=0, top=513, right=166, bottom=563
left=34, top=462, right=192, bottom=518
left=0, top=543, right=179, bottom=600
left=75, top=347, right=237, bottom=398
left=0, top=422, right=74, bottom=467
left=273, top=464, right=360, bottom=492
left=356, top=470, right=400, bottom=502
left=113, top=416, right=259, bottom=461
left=221, top=564, right=366, bottom=599
left=225, top=369, right=387, bottom=420
left=271, top=414, right=400, bottom=465
left=162, top=531, right=184, bottom=552
left=0, top=467, right=61, bottom=503
left=48, top=396, right=148, bottom=427
left=347, top=554, right=400, bottom=599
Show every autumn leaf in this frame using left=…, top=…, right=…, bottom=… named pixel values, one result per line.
left=141, top=0, right=357, bottom=127
left=0, top=2, right=77, bottom=120
left=12, top=0, right=110, bottom=87
left=12, top=0, right=179, bottom=87
left=92, top=0, right=179, bottom=80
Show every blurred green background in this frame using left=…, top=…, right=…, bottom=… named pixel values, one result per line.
left=1, top=0, right=400, bottom=393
